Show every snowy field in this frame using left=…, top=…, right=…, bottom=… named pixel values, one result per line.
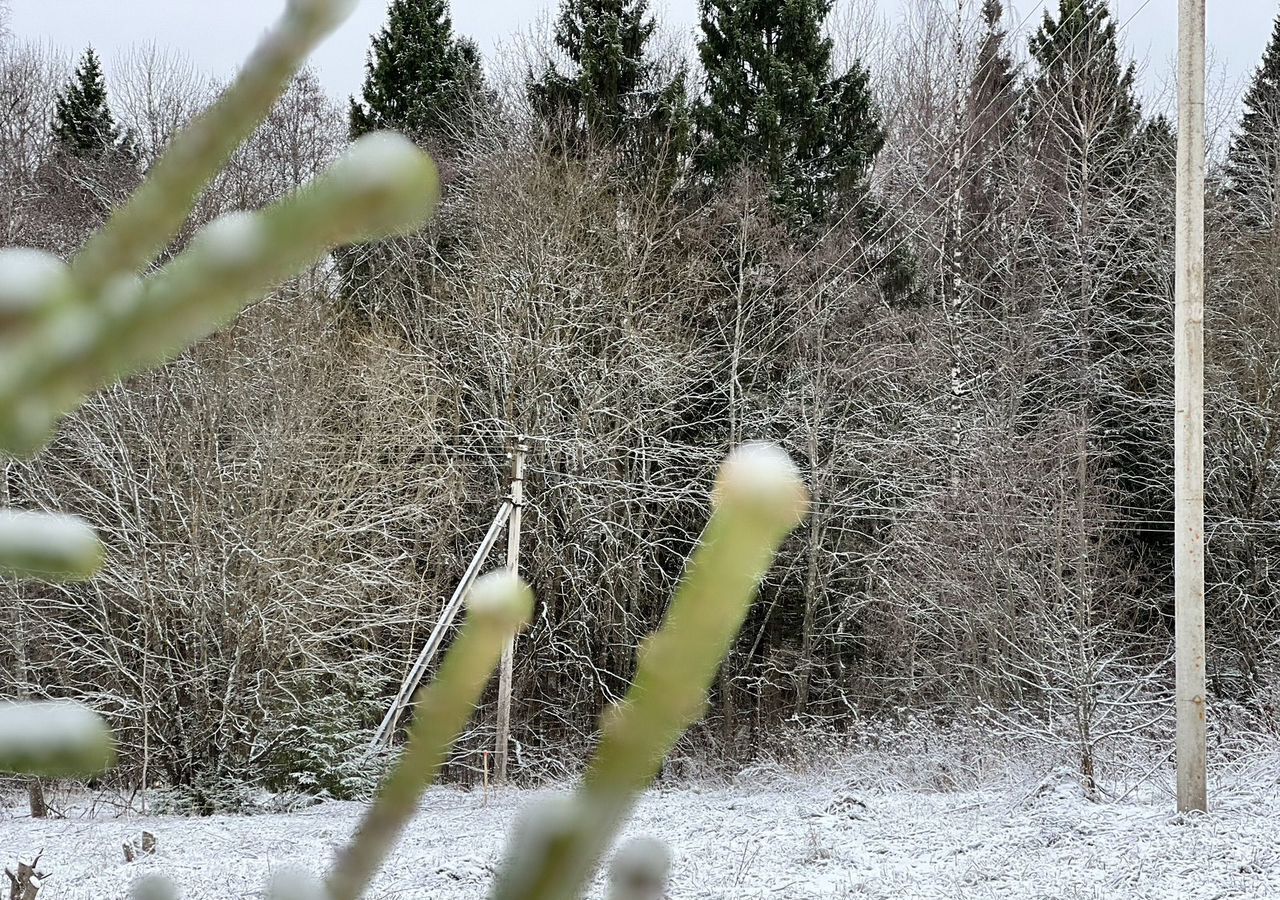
left=5, top=746, right=1280, bottom=899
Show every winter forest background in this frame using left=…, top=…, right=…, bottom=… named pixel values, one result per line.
left=3, top=0, right=1280, bottom=814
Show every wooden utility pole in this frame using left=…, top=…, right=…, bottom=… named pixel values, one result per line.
left=1174, top=0, right=1207, bottom=814
left=494, top=437, right=529, bottom=784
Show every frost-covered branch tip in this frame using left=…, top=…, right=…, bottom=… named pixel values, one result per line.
left=713, top=440, right=809, bottom=530
left=0, top=249, right=73, bottom=333
left=607, top=837, right=672, bottom=900
left=326, top=131, right=444, bottom=239
left=0, top=701, right=116, bottom=777
left=466, top=569, right=536, bottom=630
left=71, top=0, right=360, bottom=296
left=130, top=875, right=178, bottom=900
left=326, top=571, right=532, bottom=900
left=0, top=509, right=104, bottom=582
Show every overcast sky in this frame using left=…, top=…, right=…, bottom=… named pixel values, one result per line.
left=8, top=1, right=1277, bottom=119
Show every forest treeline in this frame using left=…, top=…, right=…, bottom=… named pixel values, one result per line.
left=2, top=0, right=1279, bottom=809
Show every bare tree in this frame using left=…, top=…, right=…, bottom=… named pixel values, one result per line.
left=115, top=42, right=209, bottom=168
left=0, top=43, right=62, bottom=247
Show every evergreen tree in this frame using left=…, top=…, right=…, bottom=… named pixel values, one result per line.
left=695, top=0, right=883, bottom=225
left=528, top=0, right=689, bottom=162
left=342, top=1, right=483, bottom=321
left=349, top=0, right=484, bottom=145
left=963, top=0, right=1021, bottom=309
left=1024, top=0, right=1174, bottom=592
left=1027, top=0, right=1140, bottom=173
left=41, top=48, right=138, bottom=254
left=1210, top=16, right=1280, bottom=680
left=52, top=48, right=122, bottom=157
left=969, top=0, right=1020, bottom=190
left=1224, top=13, right=1280, bottom=231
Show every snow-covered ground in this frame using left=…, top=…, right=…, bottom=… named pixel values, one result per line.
left=5, top=748, right=1280, bottom=899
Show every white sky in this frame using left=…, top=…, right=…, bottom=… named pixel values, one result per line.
left=7, top=1, right=1277, bottom=117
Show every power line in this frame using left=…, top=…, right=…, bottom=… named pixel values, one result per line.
left=520, top=460, right=1280, bottom=538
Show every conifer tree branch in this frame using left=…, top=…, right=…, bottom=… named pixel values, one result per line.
left=70, top=0, right=357, bottom=298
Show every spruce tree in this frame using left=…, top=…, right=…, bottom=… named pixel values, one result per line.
left=1213, top=14, right=1280, bottom=676
left=694, top=0, right=882, bottom=225
left=349, top=0, right=484, bottom=145
left=970, top=0, right=1020, bottom=175
left=52, top=48, right=122, bottom=158
left=528, top=0, right=689, bottom=161
left=1027, top=0, right=1140, bottom=170
left=1225, top=13, right=1280, bottom=231
left=1025, top=0, right=1173, bottom=588
left=963, top=0, right=1021, bottom=308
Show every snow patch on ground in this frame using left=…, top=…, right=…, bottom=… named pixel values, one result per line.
left=4, top=752, right=1279, bottom=898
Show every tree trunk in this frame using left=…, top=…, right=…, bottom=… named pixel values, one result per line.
left=27, top=781, right=47, bottom=820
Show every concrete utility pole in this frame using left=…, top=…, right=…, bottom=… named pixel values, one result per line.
left=494, top=437, right=529, bottom=784
left=1174, top=0, right=1207, bottom=814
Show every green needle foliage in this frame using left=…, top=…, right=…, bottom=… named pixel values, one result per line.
left=695, top=0, right=882, bottom=224
left=1225, top=10, right=1280, bottom=229
left=528, top=0, right=690, bottom=167
left=348, top=0, right=484, bottom=145
left=694, top=0, right=916, bottom=300
left=52, top=48, right=125, bottom=158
